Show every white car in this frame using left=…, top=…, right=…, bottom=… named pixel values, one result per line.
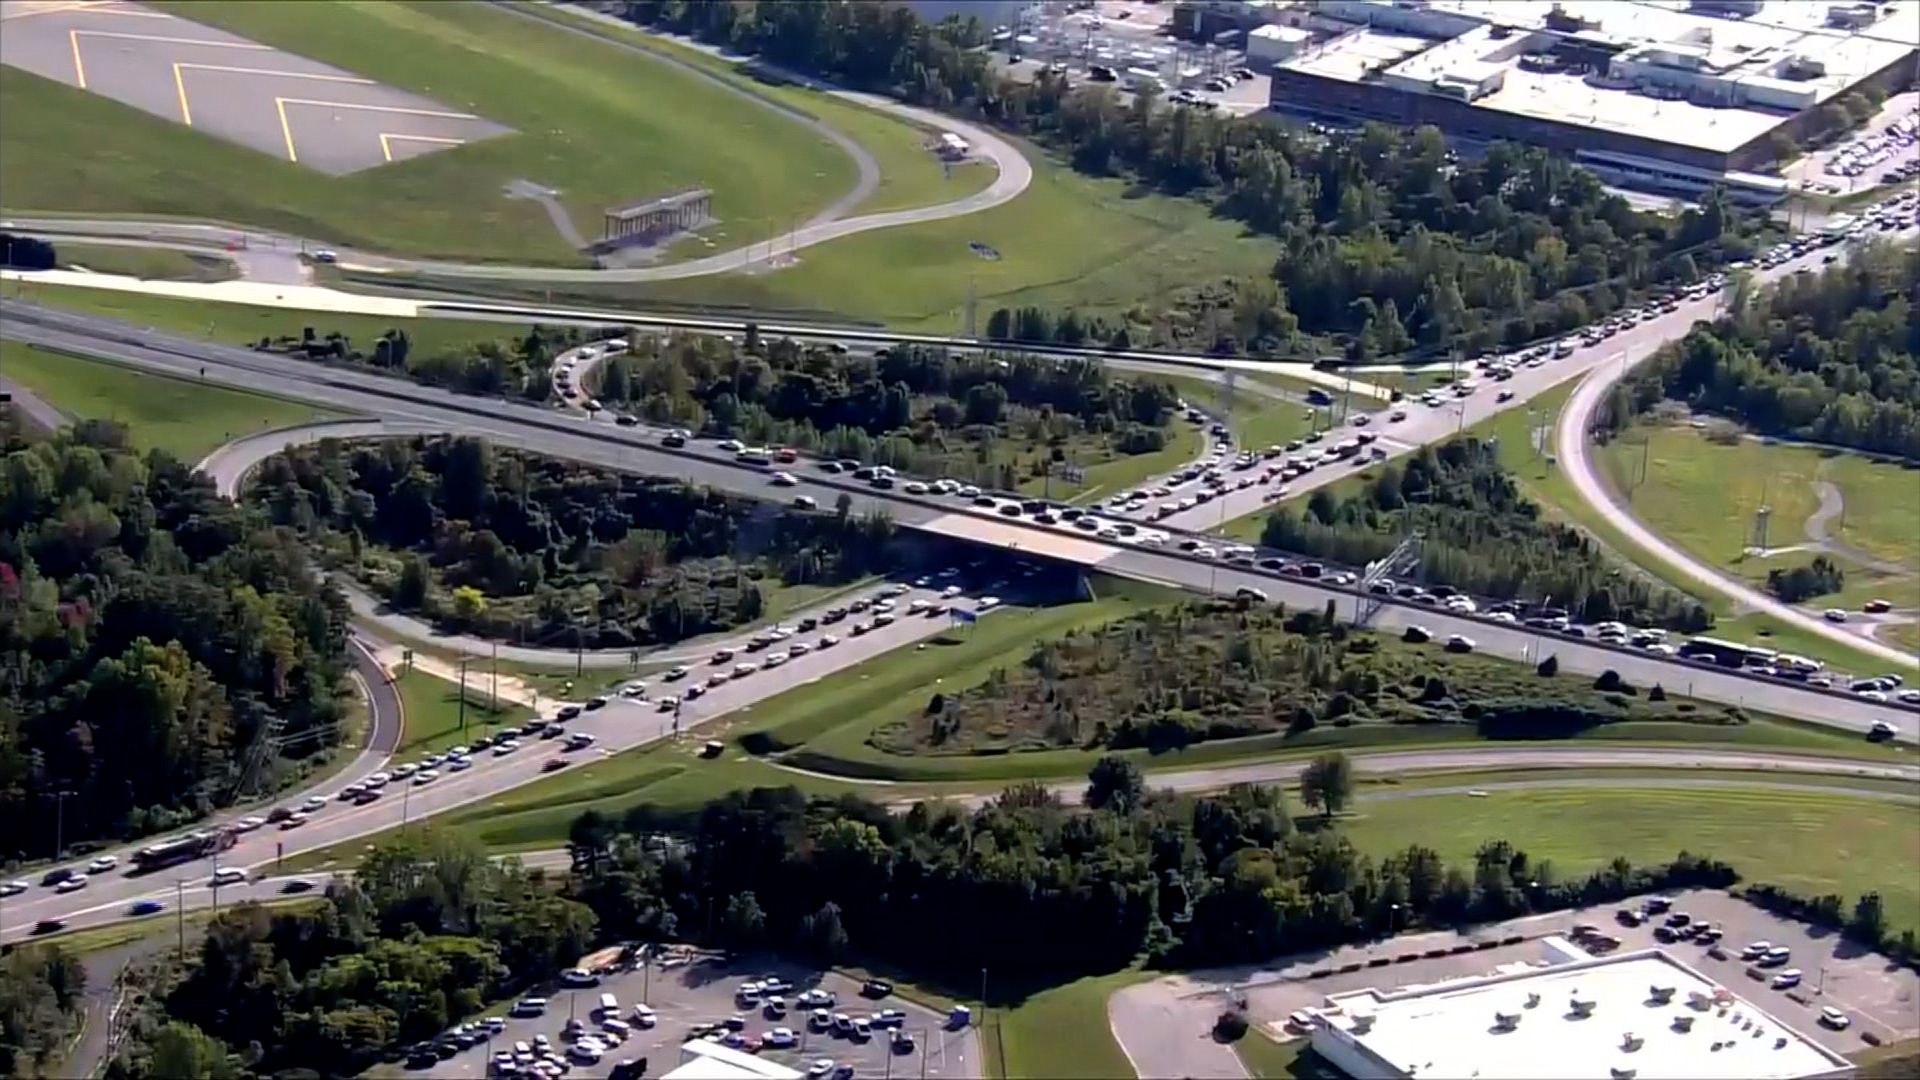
left=299, top=797, right=325, bottom=814
left=55, top=874, right=89, bottom=893
left=493, top=738, right=521, bottom=756
left=235, top=815, right=266, bottom=832
left=87, top=855, right=118, bottom=874
left=620, top=681, right=648, bottom=698
left=209, top=867, right=246, bottom=887
left=0, top=880, right=27, bottom=897
left=666, top=666, right=691, bottom=681
left=771, top=472, right=798, bottom=487
left=1819, top=1006, right=1850, bottom=1029
left=413, top=769, right=440, bottom=785
left=448, top=756, right=473, bottom=772
left=818, top=634, right=840, bottom=648
left=977, top=596, right=1001, bottom=610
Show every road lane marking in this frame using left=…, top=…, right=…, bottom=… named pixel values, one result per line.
left=68, top=27, right=86, bottom=87
left=378, top=131, right=464, bottom=163
left=276, top=96, right=480, bottom=120
left=274, top=95, right=296, bottom=161
left=72, top=28, right=270, bottom=47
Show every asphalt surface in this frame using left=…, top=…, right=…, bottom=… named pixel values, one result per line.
left=0, top=580, right=979, bottom=943
left=0, top=374, right=67, bottom=430
left=2, top=297, right=1915, bottom=744
left=901, top=746, right=1920, bottom=811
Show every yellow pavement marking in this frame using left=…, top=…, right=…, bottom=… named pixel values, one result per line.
left=0, top=1, right=162, bottom=22
left=173, top=62, right=373, bottom=84
left=275, top=96, right=481, bottom=120
left=69, top=27, right=86, bottom=88
left=275, top=96, right=297, bottom=162
left=171, top=59, right=188, bottom=122
left=71, top=29, right=271, bottom=47
left=378, top=131, right=465, bottom=163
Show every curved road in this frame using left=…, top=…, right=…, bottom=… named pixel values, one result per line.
left=0, top=47, right=1033, bottom=284
left=1557, top=351, right=1918, bottom=671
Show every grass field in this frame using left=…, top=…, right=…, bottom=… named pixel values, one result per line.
left=15, top=281, right=527, bottom=360
left=1340, top=784, right=1920, bottom=933
left=982, top=968, right=1145, bottom=1080
left=518, top=4, right=999, bottom=218
left=1601, top=423, right=1920, bottom=601
left=58, top=242, right=235, bottom=282
left=4, top=1, right=857, bottom=265
left=0, top=340, right=345, bottom=460
left=392, top=669, right=532, bottom=757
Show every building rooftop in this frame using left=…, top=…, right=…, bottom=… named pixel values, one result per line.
left=1316, top=944, right=1853, bottom=1080
left=1279, top=0, right=1918, bottom=155
left=662, top=1040, right=802, bottom=1080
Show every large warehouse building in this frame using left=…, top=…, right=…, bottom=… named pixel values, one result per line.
left=1255, top=0, right=1918, bottom=201
left=1306, top=942, right=1856, bottom=1080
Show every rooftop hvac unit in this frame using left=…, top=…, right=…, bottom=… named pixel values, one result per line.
left=1493, top=1011, right=1521, bottom=1031
left=1570, top=996, right=1598, bottom=1017
left=1648, top=986, right=1677, bottom=1004
left=1672, top=1015, right=1696, bottom=1033
left=1352, top=1013, right=1376, bottom=1034
left=1621, top=1032, right=1644, bottom=1052
left=1525, top=993, right=1542, bottom=1009
left=1612, top=1069, right=1638, bottom=1079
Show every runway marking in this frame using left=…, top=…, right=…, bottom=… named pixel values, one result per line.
left=378, top=131, right=465, bottom=163
left=0, top=1, right=164, bottom=22
left=275, top=95, right=297, bottom=162
left=171, top=62, right=375, bottom=127
left=276, top=96, right=480, bottom=120
left=71, top=29, right=270, bottom=47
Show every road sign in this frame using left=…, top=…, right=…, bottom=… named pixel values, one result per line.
left=953, top=608, right=979, bottom=625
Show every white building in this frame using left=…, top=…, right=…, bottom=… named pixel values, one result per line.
left=1308, top=943, right=1855, bottom=1080
left=662, top=1040, right=803, bottom=1080
left=1248, top=24, right=1312, bottom=69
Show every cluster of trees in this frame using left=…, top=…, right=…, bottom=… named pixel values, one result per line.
left=1260, top=438, right=1712, bottom=630
left=0, top=428, right=350, bottom=855
left=1605, top=241, right=1920, bottom=458
left=1741, top=882, right=1917, bottom=967
left=258, top=324, right=589, bottom=403
left=565, top=777, right=1740, bottom=981
left=595, top=334, right=1182, bottom=488
left=615, top=3, right=1759, bottom=359
left=876, top=599, right=1736, bottom=759
left=1766, top=554, right=1846, bottom=603
left=0, top=946, right=86, bottom=1076
left=249, top=435, right=895, bottom=649
left=110, top=832, right=596, bottom=1079
left=0, top=233, right=57, bottom=271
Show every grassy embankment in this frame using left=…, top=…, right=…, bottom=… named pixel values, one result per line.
left=5, top=0, right=855, bottom=265
left=56, top=242, right=235, bottom=282
left=0, top=340, right=344, bottom=461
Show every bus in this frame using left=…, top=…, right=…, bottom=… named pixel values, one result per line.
left=1677, top=636, right=1776, bottom=669
left=131, top=829, right=236, bottom=873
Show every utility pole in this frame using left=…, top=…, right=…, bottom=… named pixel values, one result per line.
left=48, top=789, right=75, bottom=859
left=491, top=641, right=499, bottom=711
left=457, top=655, right=469, bottom=737
left=176, top=880, right=186, bottom=959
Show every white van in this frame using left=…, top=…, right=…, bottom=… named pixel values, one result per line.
left=597, top=992, right=619, bottom=1017
left=1772, top=969, right=1803, bottom=989
left=1763, top=946, right=1792, bottom=966
left=513, top=997, right=548, bottom=1017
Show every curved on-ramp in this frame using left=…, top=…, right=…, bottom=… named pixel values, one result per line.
left=1556, top=359, right=1918, bottom=672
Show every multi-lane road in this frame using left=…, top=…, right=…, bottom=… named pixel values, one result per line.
left=0, top=581, right=983, bottom=943
left=3, top=297, right=1915, bottom=742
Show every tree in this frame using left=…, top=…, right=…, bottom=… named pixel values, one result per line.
left=964, top=383, right=1008, bottom=426
left=1085, top=755, right=1145, bottom=813
left=1847, top=892, right=1886, bottom=945
left=722, top=891, right=766, bottom=950
left=1299, top=752, right=1354, bottom=818
left=148, top=1022, right=238, bottom=1080
left=451, top=585, right=488, bottom=622
left=799, top=901, right=850, bottom=963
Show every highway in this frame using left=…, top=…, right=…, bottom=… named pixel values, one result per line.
left=4, top=298, right=1916, bottom=745
left=0, top=579, right=985, bottom=944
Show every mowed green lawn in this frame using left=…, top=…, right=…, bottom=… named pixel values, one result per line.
left=1340, top=784, right=1920, bottom=932
left=518, top=3, right=998, bottom=217
left=1600, top=424, right=1920, bottom=580
left=0, top=340, right=345, bottom=461
left=392, top=670, right=532, bottom=757
left=16, top=281, right=526, bottom=360
left=3, top=1, right=855, bottom=264
left=58, top=242, right=235, bottom=282
left=618, top=138, right=1286, bottom=331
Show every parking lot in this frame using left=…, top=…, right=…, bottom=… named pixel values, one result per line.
left=413, top=952, right=982, bottom=1080
left=1112, top=888, right=1918, bottom=1076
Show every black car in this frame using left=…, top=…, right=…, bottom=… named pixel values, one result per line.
left=819, top=461, right=844, bottom=473
left=585, top=696, right=608, bottom=711
left=40, top=867, right=74, bottom=887
left=33, top=919, right=65, bottom=935
left=615, top=414, right=638, bottom=427
left=610, top=1059, right=650, bottom=1080
left=1258, top=558, right=1284, bottom=571
left=404, top=1046, right=439, bottom=1069
left=1403, top=626, right=1431, bottom=644
left=557, top=704, right=583, bottom=720
left=861, top=979, right=894, bottom=998
left=798, top=617, right=819, bottom=632
left=823, top=607, right=848, bottom=623
left=540, top=725, right=564, bottom=739
left=280, top=879, right=315, bottom=895
left=520, top=720, right=548, bottom=736
left=660, top=434, right=686, bottom=448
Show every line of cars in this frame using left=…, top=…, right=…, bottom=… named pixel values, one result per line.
left=1819, top=113, right=1918, bottom=187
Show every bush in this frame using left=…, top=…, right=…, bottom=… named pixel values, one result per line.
left=1537, top=654, right=1559, bottom=677
left=1594, top=669, right=1625, bottom=692
left=1649, top=684, right=1667, bottom=702
left=1213, top=1009, right=1249, bottom=1042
